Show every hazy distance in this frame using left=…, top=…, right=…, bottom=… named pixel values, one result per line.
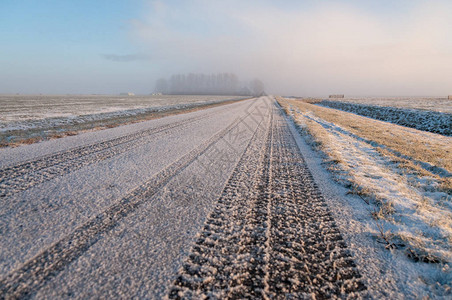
left=1, top=0, right=451, bottom=96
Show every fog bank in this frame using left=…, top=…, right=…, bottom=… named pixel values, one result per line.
left=130, top=0, right=452, bottom=96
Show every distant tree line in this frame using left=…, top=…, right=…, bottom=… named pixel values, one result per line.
left=154, top=73, right=265, bottom=96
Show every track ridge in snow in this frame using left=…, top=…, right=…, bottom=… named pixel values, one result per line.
left=0, top=108, right=259, bottom=299
left=168, top=104, right=366, bottom=299
left=0, top=113, right=213, bottom=198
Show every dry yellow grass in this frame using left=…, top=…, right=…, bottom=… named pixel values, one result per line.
left=278, top=97, right=452, bottom=192
left=278, top=96, right=452, bottom=262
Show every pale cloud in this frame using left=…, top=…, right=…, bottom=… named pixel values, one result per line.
left=101, top=53, right=150, bottom=62
left=130, top=0, right=452, bottom=96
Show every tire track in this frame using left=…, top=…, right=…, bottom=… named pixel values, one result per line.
left=0, top=105, right=232, bottom=198
left=168, top=104, right=365, bottom=299
left=0, top=106, right=264, bottom=299
left=167, top=107, right=272, bottom=299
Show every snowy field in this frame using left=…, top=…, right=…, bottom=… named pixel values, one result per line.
left=0, top=94, right=244, bottom=146
left=0, top=94, right=244, bottom=125
left=323, top=97, right=452, bottom=113
left=316, top=99, right=452, bottom=136
left=1, top=96, right=451, bottom=298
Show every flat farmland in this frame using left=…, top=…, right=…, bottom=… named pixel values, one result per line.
left=315, top=97, right=452, bottom=136
left=1, top=96, right=451, bottom=298
left=0, top=94, right=245, bottom=146
left=324, top=97, right=452, bottom=113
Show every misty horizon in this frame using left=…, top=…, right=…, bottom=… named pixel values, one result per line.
left=1, top=1, right=451, bottom=96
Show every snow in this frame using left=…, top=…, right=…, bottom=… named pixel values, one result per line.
left=2, top=95, right=451, bottom=298
left=282, top=104, right=452, bottom=297
left=317, top=100, right=452, bottom=136
left=0, top=94, right=245, bottom=133
left=322, top=97, right=452, bottom=114
left=0, top=98, right=264, bottom=298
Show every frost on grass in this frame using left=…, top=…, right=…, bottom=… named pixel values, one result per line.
left=317, top=100, right=452, bottom=136
left=278, top=97, right=452, bottom=294
left=319, top=96, right=452, bottom=113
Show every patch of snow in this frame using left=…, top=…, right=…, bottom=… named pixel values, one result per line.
left=0, top=95, right=246, bottom=133
left=317, top=100, right=452, bottom=136
left=283, top=112, right=452, bottom=298
left=325, top=97, right=452, bottom=114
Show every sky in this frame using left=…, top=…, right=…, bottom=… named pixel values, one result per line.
left=0, top=0, right=451, bottom=96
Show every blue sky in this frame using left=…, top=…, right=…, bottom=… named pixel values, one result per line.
left=0, top=0, right=147, bottom=94
left=1, top=0, right=451, bottom=95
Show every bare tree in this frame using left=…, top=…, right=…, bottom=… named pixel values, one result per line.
left=251, top=79, right=265, bottom=96
left=154, top=78, right=168, bottom=94
left=155, top=73, right=264, bottom=96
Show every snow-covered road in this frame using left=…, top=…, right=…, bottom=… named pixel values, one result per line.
left=0, top=97, right=365, bottom=298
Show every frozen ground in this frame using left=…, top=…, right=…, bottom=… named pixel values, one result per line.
left=317, top=100, right=452, bottom=136
left=0, top=98, right=258, bottom=298
left=0, top=94, right=245, bottom=147
left=280, top=98, right=452, bottom=297
left=0, top=94, right=244, bottom=126
left=0, top=96, right=447, bottom=298
left=284, top=115, right=452, bottom=299
left=323, top=97, right=452, bottom=114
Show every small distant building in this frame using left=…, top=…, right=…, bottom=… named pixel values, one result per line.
left=120, top=92, right=135, bottom=96
left=151, top=92, right=163, bottom=95
left=329, top=94, right=344, bottom=99
left=448, top=95, right=452, bottom=100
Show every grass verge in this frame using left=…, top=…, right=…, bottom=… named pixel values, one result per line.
left=278, top=97, right=452, bottom=265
